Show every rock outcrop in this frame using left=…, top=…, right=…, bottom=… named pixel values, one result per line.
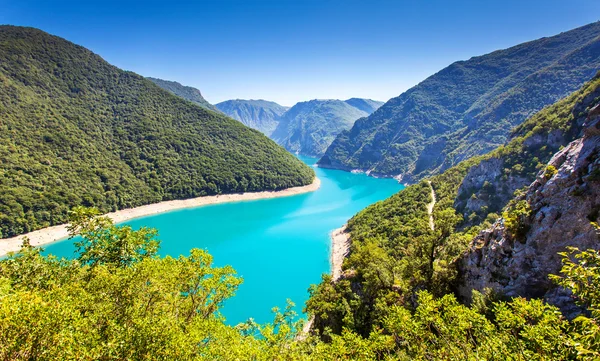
left=457, top=106, right=600, bottom=316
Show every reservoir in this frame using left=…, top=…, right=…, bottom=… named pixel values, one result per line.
left=44, top=156, right=404, bottom=325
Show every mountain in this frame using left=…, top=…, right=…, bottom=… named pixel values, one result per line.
left=147, top=77, right=220, bottom=113
left=319, top=22, right=600, bottom=182
left=3, top=76, right=600, bottom=360
left=215, top=99, right=288, bottom=136
left=0, top=26, right=314, bottom=238
left=271, top=99, right=383, bottom=156
left=307, top=73, right=600, bottom=342
left=343, top=98, right=384, bottom=114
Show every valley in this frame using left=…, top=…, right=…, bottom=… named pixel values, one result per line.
left=1, top=5, right=600, bottom=360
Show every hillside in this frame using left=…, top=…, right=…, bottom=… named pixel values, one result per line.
left=272, top=99, right=383, bottom=156
left=319, top=21, right=600, bottom=182
left=0, top=26, right=314, bottom=238
left=215, top=99, right=288, bottom=135
left=3, top=76, right=599, bottom=359
left=147, top=77, right=220, bottom=113
left=307, top=73, right=600, bottom=343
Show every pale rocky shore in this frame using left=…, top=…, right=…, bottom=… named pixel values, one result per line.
left=331, top=225, right=350, bottom=281
left=299, top=224, right=351, bottom=338
left=0, top=177, right=321, bottom=257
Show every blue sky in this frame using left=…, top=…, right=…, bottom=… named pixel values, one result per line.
left=1, top=0, right=599, bottom=106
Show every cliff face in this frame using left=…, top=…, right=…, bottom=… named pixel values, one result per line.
left=457, top=106, right=600, bottom=316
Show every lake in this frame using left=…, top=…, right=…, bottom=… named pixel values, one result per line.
left=44, top=156, right=404, bottom=325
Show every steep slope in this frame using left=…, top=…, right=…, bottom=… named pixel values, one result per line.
left=319, top=21, right=600, bottom=182
left=307, top=73, right=600, bottom=337
left=458, top=102, right=600, bottom=315
left=147, top=77, right=220, bottom=113
left=0, top=26, right=314, bottom=238
left=215, top=99, right=288, bottom=136
left=272, top=99, right=382, bottom=156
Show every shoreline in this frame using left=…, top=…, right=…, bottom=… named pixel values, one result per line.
left=0, top=177, right=321, bottom=257
left=298, top=224, right=351, bottom=338
left=330, top=225, right=350, bottom=281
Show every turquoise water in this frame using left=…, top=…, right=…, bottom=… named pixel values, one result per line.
left=43, top=156, right=403, bottom=325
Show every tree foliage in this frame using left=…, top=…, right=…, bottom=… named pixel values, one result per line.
left=0, top=26, right=314, bottom=238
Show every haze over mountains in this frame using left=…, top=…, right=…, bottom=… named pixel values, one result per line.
left=215, top=99, right=288, bottom=135
left=216, top=98, right=383, bottom=156
left=319, top=21, right=600, bottom=182
left=271, top=99, right=383, bottom=156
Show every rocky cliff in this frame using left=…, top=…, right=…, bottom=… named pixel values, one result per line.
left=457, top=103, right=600, bottom=316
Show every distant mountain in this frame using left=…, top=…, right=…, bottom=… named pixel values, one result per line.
left=215, top=99, right=287, bottom=135
left=271, top=99, right=383, bottom=156
left=344, top=98, right=385, bottom=114
left=319, top=21, right=600, bottom=182
left=0, top=26, right=314, bottom=238
left=147, top=77, right=220, bottom=113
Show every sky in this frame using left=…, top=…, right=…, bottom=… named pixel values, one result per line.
left=1, top=0, right=599, bottom=106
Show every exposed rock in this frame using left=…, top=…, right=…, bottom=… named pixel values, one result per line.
left=457, top=110, right=600, bottom=315
left=454, top=156, right=529, bottom=226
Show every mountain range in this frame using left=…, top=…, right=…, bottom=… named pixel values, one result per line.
left=216, top=98, right=383, bottom=156
left=318, top=21, right=600, bottom=182
left=215, top=99, right=288, bottom=135
left=271, top=98, right=383, bottom=156
left=307, top=70, right=600, bottom=354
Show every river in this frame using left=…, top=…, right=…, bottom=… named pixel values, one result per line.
left=44, top=156, right=404, bottom=325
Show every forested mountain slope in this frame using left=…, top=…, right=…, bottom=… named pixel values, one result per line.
left=147, top=77, right=220, bottom=113
left=319, top=21, right=600, bottom=182
left=272, top=98, right=383, bottom=156
left=5, top=78, right=598, bottom=358
left=307, top=73, right=600, bottom=342
left=0, top=26, right=314, bottom=238
left=215, top=99, right=288, bottom=136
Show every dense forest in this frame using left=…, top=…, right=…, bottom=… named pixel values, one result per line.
left=0, top=26, right=314, bottom=238
left=319, top=21, right=600, bottom=182
left=3, top=69, right=599, bottom=361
